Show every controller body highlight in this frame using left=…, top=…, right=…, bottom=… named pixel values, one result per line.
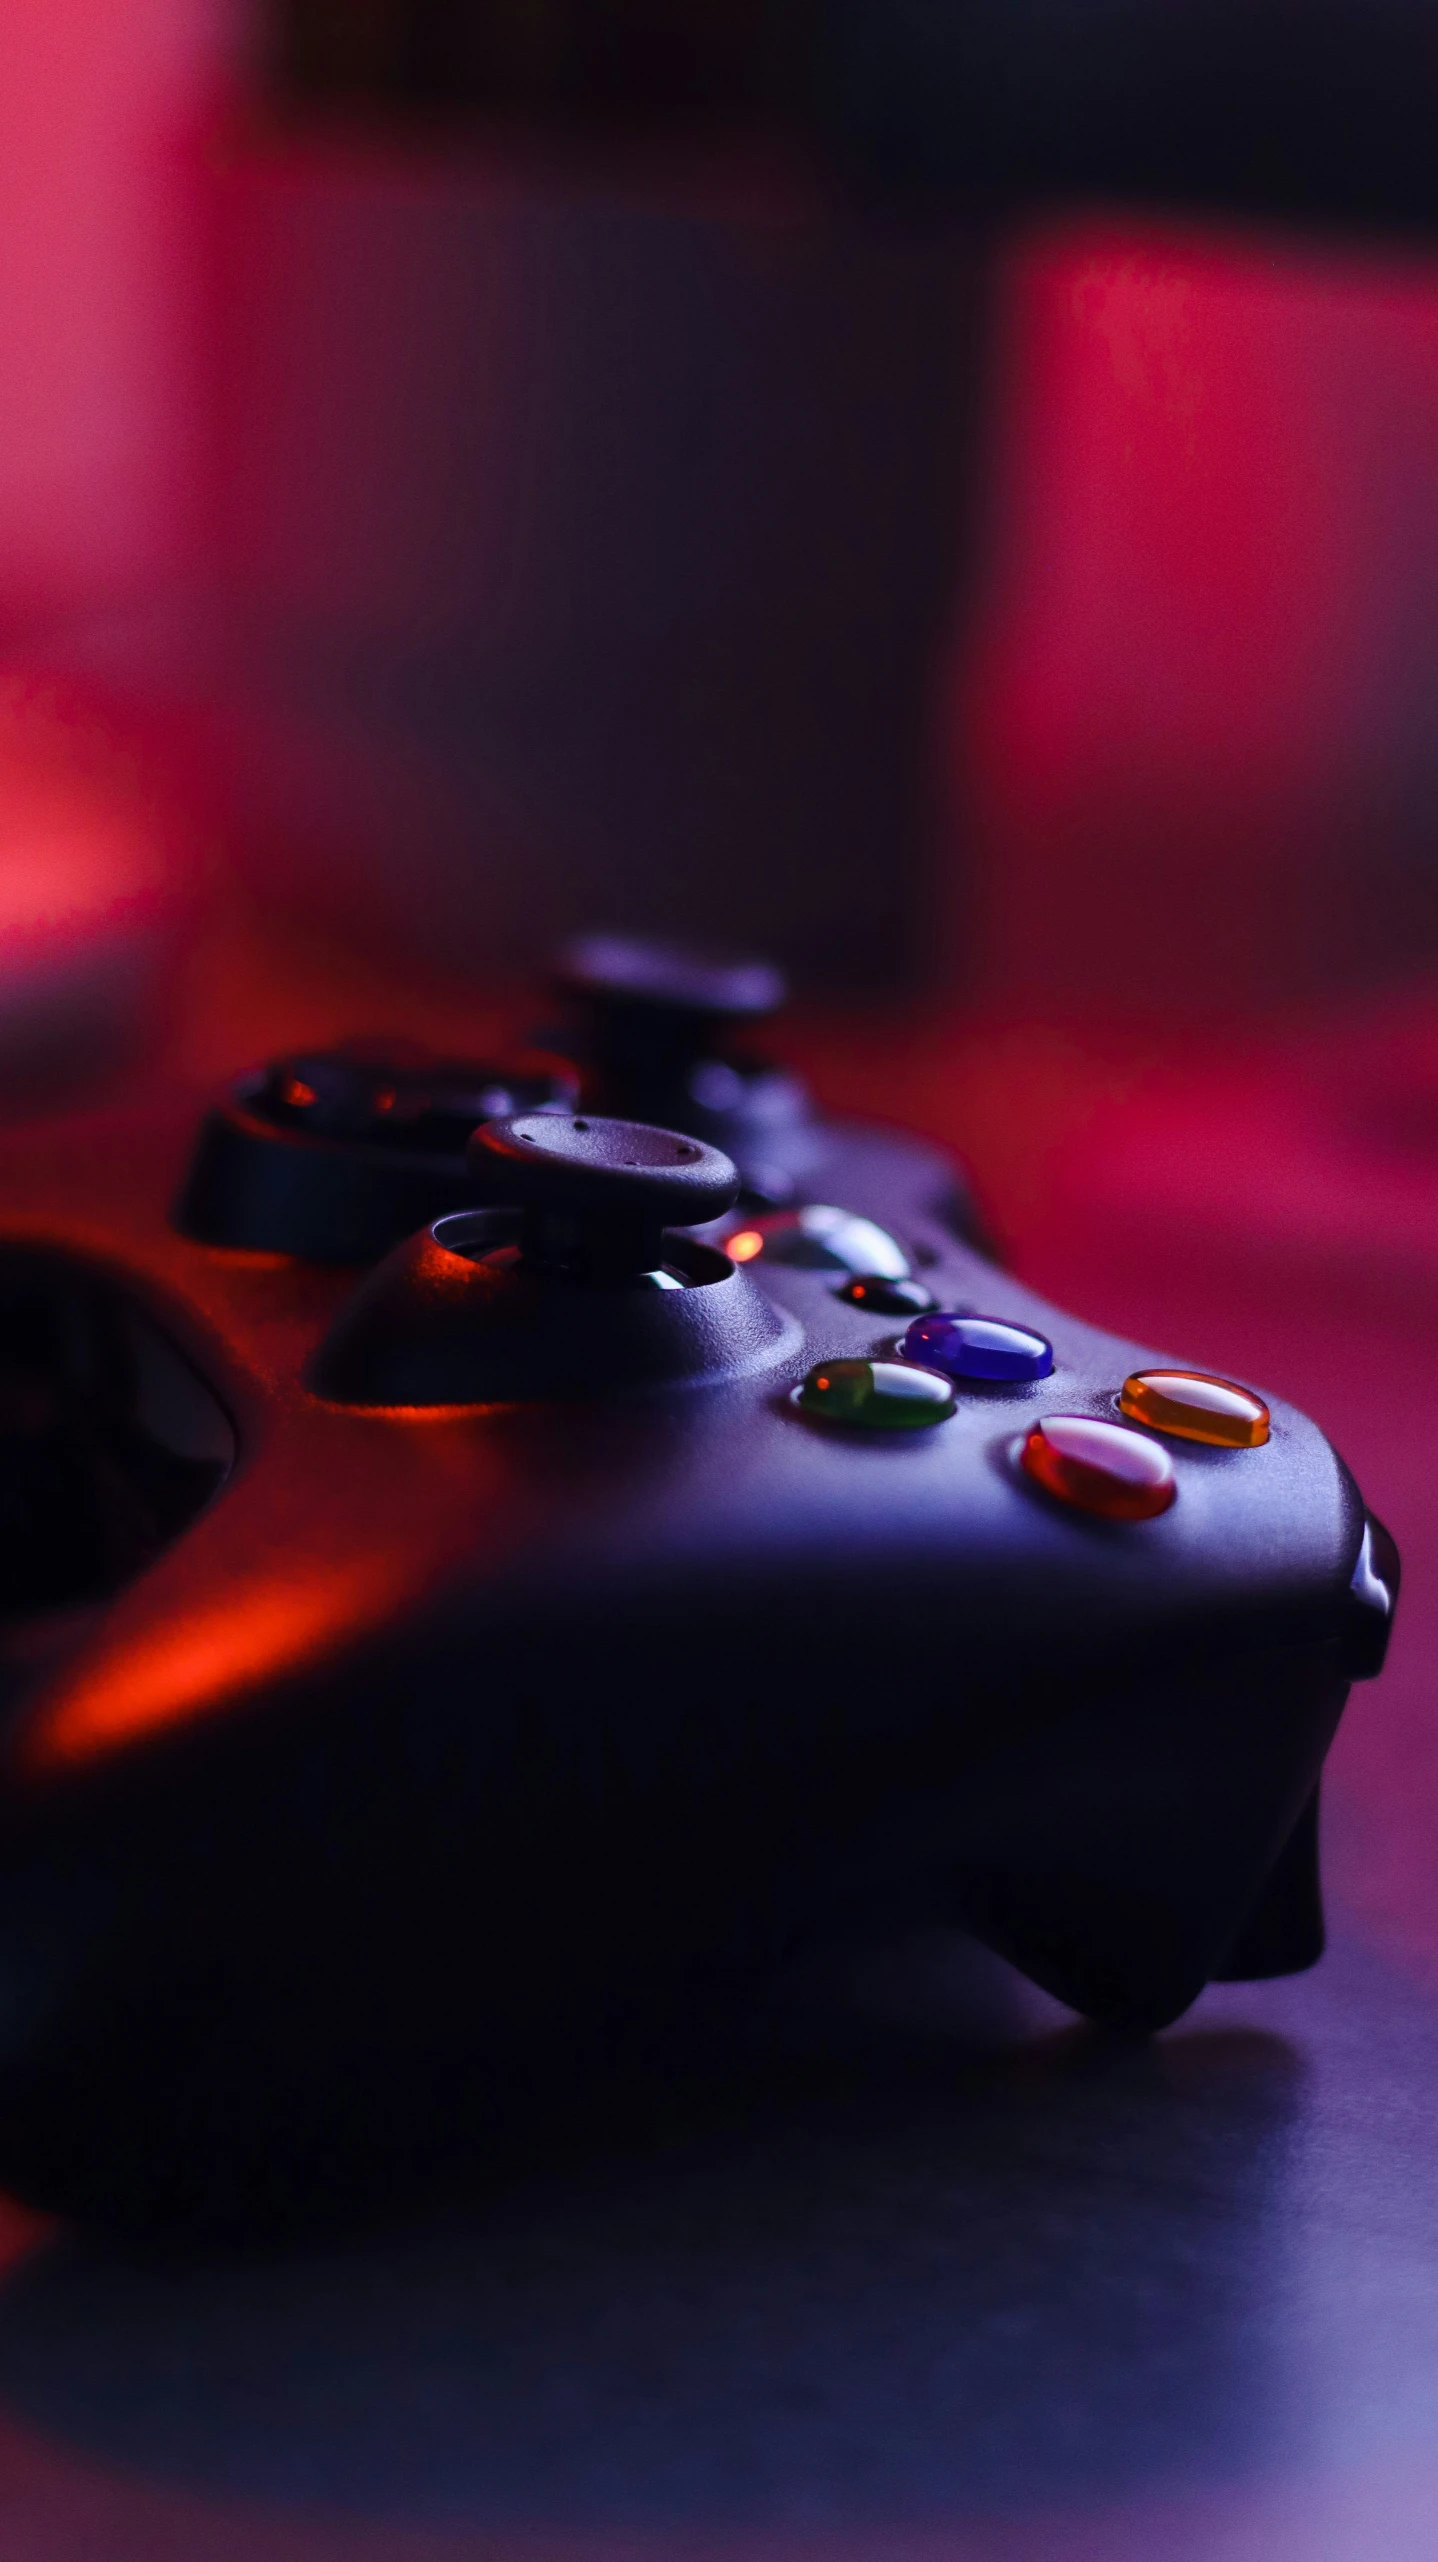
left=0, top=942, right=1398, bottom=2221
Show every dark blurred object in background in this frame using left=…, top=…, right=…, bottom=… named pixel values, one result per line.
left=203, top=0, right=1438, bottom=1004
left=271, top=0, right=800, bottom=131
left=268, top=0, right=1438, bottom=230
left=12, top=0, right=1438, bottom=1046
left=201, top=149, right=987, bottom=992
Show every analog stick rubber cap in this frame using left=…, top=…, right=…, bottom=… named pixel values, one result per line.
left=473, top=1113, right=739, bottom=1223
left=554, top=935, right=784, bottom=1026
left=469, top=1114, right=740, bottom=1278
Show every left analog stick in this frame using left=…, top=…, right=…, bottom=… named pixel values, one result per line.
left=469, top=1113, right=740, bottom=1280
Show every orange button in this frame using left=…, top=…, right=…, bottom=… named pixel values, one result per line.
left=1119, top=1370, right=1269, bottom=1449
left=1021, top=1415, right=1176, bottom=1520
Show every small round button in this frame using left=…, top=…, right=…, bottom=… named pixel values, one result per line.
left=1119, top=1370, right=1270, bottom=1449
left=903, top=1312, right=1053, bottom=1384
left=795, top=1359, right=956, bottom=1430
left=1021, top=1415, right=1176, bottom=1519
left=835, top=1273, right=937, bottom=1317
left=734, top=1206, right=910, bottom=1282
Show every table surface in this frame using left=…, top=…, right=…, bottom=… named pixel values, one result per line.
left=1, top=973, right=1436, bottom=2561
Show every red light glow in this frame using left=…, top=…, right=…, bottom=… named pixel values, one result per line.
left=727, top=1228, right=764, bottom=1262
left=23, top=1558, right=408, bottom=1772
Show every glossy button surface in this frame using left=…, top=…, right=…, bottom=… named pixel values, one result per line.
left=1021, top=1415, right=1176, bottom=1519
left=836, top=1273, right=937, bottom=1317
left=1119, top=1369, right=1270, bottom=1448
left=796, top=1359, right=955, bottom=1430
left=738, top=1205, right=910, bottom=1281
left=903, top=1311, right=1053, bottom=1384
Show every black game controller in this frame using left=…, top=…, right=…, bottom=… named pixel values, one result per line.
left=0, top=938, right=1398, bottom=2224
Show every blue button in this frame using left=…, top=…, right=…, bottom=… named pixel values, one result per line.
left=901, top=1312, right=1054, bottom=1384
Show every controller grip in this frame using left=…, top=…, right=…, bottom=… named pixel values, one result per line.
left=943, top=1641, right=1350, bottom=2031
left=1212, top=1786, right=1324, bottom=1982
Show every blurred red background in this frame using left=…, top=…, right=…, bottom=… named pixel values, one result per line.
left=965, top=221, right=1438, bottom=1016
left=10, top=0, right=1438, bottom=1026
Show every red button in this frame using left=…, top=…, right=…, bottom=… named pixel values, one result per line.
left=1021, top=1415, right=1176, bottom=1521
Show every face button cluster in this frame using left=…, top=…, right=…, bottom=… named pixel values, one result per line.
left=729, top=1205, right=911, bottom=1282
left=1119, top=1370, right=1270, bottom=1449
left=901, top=1311, right=1053, bottom=1384
left=789, top=1247, right=1269, bottom=1524
left=1021, top=1415, right=1177, bottom=1520
left=796, top=1359, right=956, bottom=1430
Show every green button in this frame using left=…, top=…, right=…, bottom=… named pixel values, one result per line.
left=795, top=1358, right=956, bottom=1430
